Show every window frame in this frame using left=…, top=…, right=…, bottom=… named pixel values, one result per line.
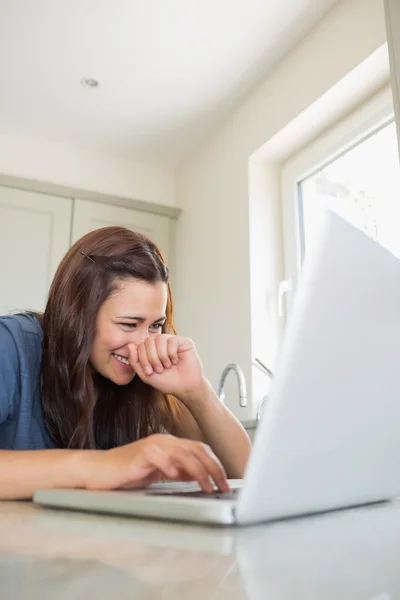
left=279, top=86, right=395, bottom=317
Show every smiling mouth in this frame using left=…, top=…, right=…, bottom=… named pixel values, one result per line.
left=112, top=353, right=131, bottom=367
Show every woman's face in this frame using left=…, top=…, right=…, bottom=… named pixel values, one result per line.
left=90, top=277, right=168, bottom=385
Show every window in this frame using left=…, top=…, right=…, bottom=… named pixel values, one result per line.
left=299, top=119, right=400, bottom=261
left=280, top=87, right=400, bottom=316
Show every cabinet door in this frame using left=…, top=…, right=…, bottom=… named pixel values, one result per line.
left=71, top=199, right=171, bottom=262
left=0, top=186, right=72, bottom=314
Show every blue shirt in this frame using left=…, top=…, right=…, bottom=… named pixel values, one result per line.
left=0, top=314, right=54, bottom=450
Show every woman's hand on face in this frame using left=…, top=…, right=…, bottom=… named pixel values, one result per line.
left=82, top=434, right=230, bottom=493
left=127, top=335, right=205, bottom=401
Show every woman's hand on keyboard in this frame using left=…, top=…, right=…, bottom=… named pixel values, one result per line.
left=80, top=434, right=230, bottom=493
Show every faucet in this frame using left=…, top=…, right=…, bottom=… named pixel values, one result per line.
left=256, top=395, right=269, bottom=423
left=253, top=357, right=273, bottom=378
left=253, top=358, right=273, bottom=424
left=218, top=363, right=248, bottom=407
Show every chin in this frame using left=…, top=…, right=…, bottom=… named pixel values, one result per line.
left=110, top=372, right=136, bottom=386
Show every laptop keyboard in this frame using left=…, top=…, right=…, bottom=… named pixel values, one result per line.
left=145, top=488, right=240, bottom=500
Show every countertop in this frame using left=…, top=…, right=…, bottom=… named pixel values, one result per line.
left=1, top=498, right=400, bottom=599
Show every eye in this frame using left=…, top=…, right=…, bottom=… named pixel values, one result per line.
left=150, top=323, right=164, bottom=331
left=119, top=322, right=137, bottom=329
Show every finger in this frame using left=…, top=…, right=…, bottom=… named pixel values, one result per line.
left=126, top=343, right=139, bottom=366
left=167, top=336, right=179, bottom=365
left=190, top=443, right=230, bottom=492
left=144, top=337, right=164, bottom=374
left=170, top=470, right=196, bottom=482
left=140, top=443, right=180, bottom=479
left=119, top=471, right=164, bottom=489
left=137, top=341, right=154, bottom=376
left=127, top=343, right=148, bottom=380
left=168, top=447, right=214, bottom=493
left=154, top=335, right=171, bottom=369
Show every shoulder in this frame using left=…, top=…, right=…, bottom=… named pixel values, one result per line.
left=0, top=312, right=43, bottom=336
left=0, top=313, right=43, bottom=424
left=0, top=313, right=43, bottom=348
left=0, top=313, right=43, bottom=379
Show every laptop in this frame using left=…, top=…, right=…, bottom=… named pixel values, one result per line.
left=34, top=211, right=400, bottom=525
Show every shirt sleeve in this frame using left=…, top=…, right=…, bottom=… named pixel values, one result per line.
left=0, top=320, right=20, bottom=424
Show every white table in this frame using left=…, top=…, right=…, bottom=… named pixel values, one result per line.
left=1, top=499, right=399, bottom=599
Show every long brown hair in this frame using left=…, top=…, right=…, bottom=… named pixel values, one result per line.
left=40, top=226, right=182, bottom=449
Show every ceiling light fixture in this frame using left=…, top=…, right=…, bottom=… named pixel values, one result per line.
left=81, top=77, right=99, bottom=89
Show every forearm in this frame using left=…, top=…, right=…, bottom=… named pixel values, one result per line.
left=178, top=380, right=252, bottom=479
left=0, top=449, right=93, bottom=500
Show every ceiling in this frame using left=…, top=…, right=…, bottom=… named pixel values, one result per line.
left=0, top=0, right=339, bottom=166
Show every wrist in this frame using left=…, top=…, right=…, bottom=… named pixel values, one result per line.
left=68, top=449, right=104, bottom=489
left=178, top=378, right=217, bottom=407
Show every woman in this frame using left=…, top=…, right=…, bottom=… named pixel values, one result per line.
left=0, top=226, right=251, bottom=499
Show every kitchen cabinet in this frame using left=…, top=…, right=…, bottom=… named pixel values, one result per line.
left=0, top=186, right=175, bottom=314
left=0, top=186, right=72, bottom=314
left=72, top=198, right=171, bottom=262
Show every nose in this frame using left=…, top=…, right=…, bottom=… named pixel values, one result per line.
left=131, top=328, right=150, bottom=345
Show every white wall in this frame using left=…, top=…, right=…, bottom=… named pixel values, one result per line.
left=174, top=0, right=387, bottom=419
left=0, top=129, right=176, bottom=206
